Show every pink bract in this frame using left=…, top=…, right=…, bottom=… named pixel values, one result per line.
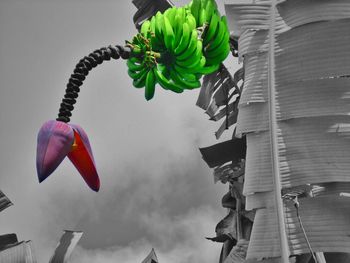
left=68, top=124, right=100, bottom=192
left=36, top=120, right=74, bottom=182
left=36, top=120, right=100, bottom=191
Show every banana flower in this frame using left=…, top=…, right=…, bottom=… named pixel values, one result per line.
left=36, top=120, right=100, bottom=192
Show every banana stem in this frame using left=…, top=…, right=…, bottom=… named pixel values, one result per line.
left=57, top=44, right=131, bottom=123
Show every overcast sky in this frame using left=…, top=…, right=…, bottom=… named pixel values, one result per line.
left=0, top=1, right=239, bottom=262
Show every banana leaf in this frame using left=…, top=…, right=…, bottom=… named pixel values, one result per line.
left=206, top=233, right=235, bottom=243
left=223, top=239, right=249, bottom=263
left=199, top=137, right=246, bottom=168
left=49, top=230, right=83, bottom=263
left=0, top=241, right=37, bottom=263
left=219, top=240, right=237, bottom=263
left=225, top=0, right=350, bottom=37
left=212, top=78, right=238, bottom=108
left=132, top=0, right=173, bottom=30
left=197, top=64, right=243, bottom=139
left=0, top=234, right=18, bottom=250
left=216, top=209, right=237, bottom=238
left=222, top=191, right=236, bottom=209
left=214, top=164, right=235, bottom=184
left=237, top=20, right=350, bottom=136
left=214, top=161, right=245, bottom=184
left=243, top=117, right=350, bottom=195
left=0, top=190, right=13, bottom=213
left=205, top=100, right=220, bottom=118
left=197, top=69, right=228, bottom=110
left=211, top=102, right=238, bottom=122
left=141, top=248, right=158, bottom=263
left=247, top=196, right=350, bottom=259
left=215, top=114, right=237, bottom=139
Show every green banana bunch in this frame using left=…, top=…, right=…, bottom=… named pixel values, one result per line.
left=126, top=0, right=231, bottom=100
left=188, top=0, right=231, bottom=68
left=126, top=25, right=160, bottom=100
left=202, top=15, right=230, bottom=66
left=188, top=0, right=216, bottom=28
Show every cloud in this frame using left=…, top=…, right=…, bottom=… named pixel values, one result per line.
left=31, top=132, right=227, bottom=262
left=70, top=205, right=222, bottom=263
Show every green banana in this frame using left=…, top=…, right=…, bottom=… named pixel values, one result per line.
left=154, top=12, right=164, bottom=40
left=150, top=16, right=164, bottom=50
left=127, top=58, right=144, bottom=72
left=207, top=47, right=230, bottom=66
left=184, top=53, right=205, bottom=71
left=205, top=18, right=226, bottom=52
left=145, top=69, right=156, bottom=100
left=206, top=29, right=229, bottom=59
left=199, top=55, right=206, bottom=68
left=150, top=16, right=156, bottom=32
left=162, top=15, right=175, bottom=50
left=173, top=62, right=197, bottom=75
left=175, top=55, right=199, bottom=68
left=184, top=38, right=202, bottom=62
left=141, top=20, right=151, bottom=37
left=203, top=11, right=219, bottom=46
left=184, top=55, right=207, bottom=74
left=190, top=0, right=201, bottom=24
left=206, top=39, right=230, bottom=65
left=173, top=14, right=184, bottom=48
left=170, top=69, right=201, bottom=90
left=132, top=68, right=149, bottom=88
left=154, top=67, right=184, bottom=93
left=204, top=17, right=229, bottom=66
left=186, top=13, right=197, bottom=30
left=176, top=41, right=202, bottom=69
left=197, top=63, right=220, bottom=75
left=198, top=8, right=206, bottom=27
left=174, top=23, right=191, bottom=55
left=176, top=6, right=186, bottom=21
left=193, top=41, right=204, bottom=66
left=204, top=0, right=215, bottom=24
left=209, top=0, right=218, bottom=11
left=177, top=69, right=201, bottom=82
left=128, top=67, right=147, bottom=80
left=176, top=29, right=198, bottom=61
left=164, top=7, right=177, bottom=25
left=157, top=63, right=168, bottom=74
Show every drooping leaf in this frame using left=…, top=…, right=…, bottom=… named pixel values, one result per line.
left=0, top=190, right=13, bottom=213
left=141, top=248, right=158, bottom=263
left=132, top=0, right=173, bottom=30
left=49, top=230, right=83, bottom=263
left=199, top=137, right=246, bottom=168
left=206, top=233, right=235, bottom=243
left=197, top=64, right=243, bottom=139
left=0, top=234, right=17, bottom=250
left=0, top=241, right=36, bottom=263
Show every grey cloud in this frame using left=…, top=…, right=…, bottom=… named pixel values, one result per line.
left=70, top=205, right=223, bottom=263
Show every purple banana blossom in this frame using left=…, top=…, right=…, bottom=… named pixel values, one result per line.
left=36, top=120, right=100, bottom=191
